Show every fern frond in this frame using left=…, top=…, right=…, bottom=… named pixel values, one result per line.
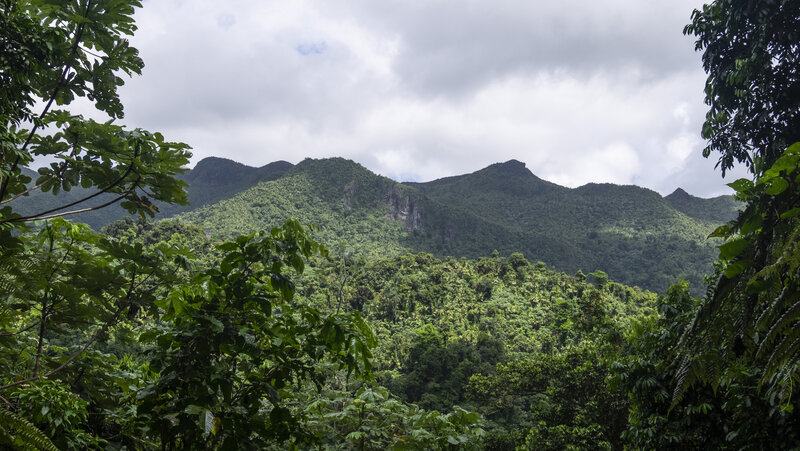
left=756, top=296, right=800, bottom=361
left=755, top=286, right=790, bottom=333
left=0, top=406, right=58, bottom=451
left=774, top=354, right=800, bottom=402
left=764, top=335, right=800, bottom=385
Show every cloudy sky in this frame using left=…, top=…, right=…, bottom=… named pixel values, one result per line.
left=108, top=0, right=744, bottom=197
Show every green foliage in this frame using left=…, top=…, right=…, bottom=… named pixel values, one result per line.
left=684, top=0, right=800, bottom=175
left=677, top=142, right=800, bottom=405
left=468, top=343, right=628, bottom=450
left=136, top=220, right=378, bottom=448
left=6, top=0, right=795, bottom=449
left=0, top=215, right=191, bottom=447
left=1, top=2, right=386, bottom=449
left=605, top=1, right=800, bottom=447
left=0, top=405, right=59, bottom=451
left=300, top=250, right=655, bottom=448
left=615, top=282, right=800, bottom=449
left=1, top=0, right=191, bottom=226
left=1, top=214, right=383, bottom=448
left=285, top=381, right=485, bottom=450
left=10, top=379, right=101, bottom=449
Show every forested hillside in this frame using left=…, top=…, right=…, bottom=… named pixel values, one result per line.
left=298, top=251, right=656, bottom=448
left=16, top=153, right=737, bottom=294
left=177, top=157, right=737, bottom=293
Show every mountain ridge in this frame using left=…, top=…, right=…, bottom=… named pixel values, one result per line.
left=175, top=157, right=740, bottom=293
left=12, top=156, right=739, bottom=293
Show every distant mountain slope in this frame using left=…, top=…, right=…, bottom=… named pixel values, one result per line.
left=176, top=157, right=740, bottom=293
left=10, top=167, right=121, bottom=229
left=177, top=158, right=415, bottom=259
left=411, top=161, right=740, bottom=292
left=664, top=187, right=742, bottom=224
left=12, top=157, right=739, bottom=293
left=11, top=158, right=294, bottom=230
left=155, top=157, right=293, bottom=218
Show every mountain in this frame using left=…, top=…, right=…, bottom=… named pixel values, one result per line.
left=11, top=156, right=739, bottom=292
left=664, top=187, right=742, bottom=224
left=176, top=157, right=416, bottom=258
left=154, top=157, right=293, bottom=218
left=175, top=157, right=740, bottom=293
left=10, top=158, right=293, bottom=230
left=409, top=160, right=739, bottom=291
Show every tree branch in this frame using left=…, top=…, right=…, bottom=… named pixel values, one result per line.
left=0, top=161, right=140, bottom=224
left=0, top=321, right=41, bottom=338
left=0, top=141, right=83, bottom=206
left=0, top=263, right=136, bottom=392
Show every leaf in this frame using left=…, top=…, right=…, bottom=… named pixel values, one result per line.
left=708, top=224, right=730, bottom=238
left=780, top=208, right=800, bottom=219
left=740, top=214, right=763, bottom=235
left=204, top=410, right=215, bottom=435
left=346, top=431, right=365, bottom=441
left=718, top=237, right=751, bottom=260
left=765, top=177, right=789, bottom=195
left=0, top=407, right=59, bottom=451
left=727, top=178, right=754, bottom=193
left=724, top=260, right=750, bottom=278
left=184, top=404, right=204, bottom=415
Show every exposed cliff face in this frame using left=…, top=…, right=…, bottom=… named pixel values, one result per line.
left=386, top=186, right=424, bottom=231
left=342, top=181, right=357, bottom=209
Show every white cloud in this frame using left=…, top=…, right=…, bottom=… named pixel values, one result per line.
left=100, top=0, right=735, bottom=197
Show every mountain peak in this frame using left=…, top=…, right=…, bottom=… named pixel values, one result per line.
left=665, top=187, right=694, bottom=202
left=185, top=157, right=256, bottom=185
left=259, top=160, right=293, bottom=171
left=490, top=159, right=529, bottom=175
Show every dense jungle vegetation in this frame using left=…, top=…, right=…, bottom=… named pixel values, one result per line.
left=15, top=150, right=741, bottom=295
left=2, top=0, right=800, bottom=449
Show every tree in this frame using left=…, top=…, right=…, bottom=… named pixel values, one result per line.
left=0, top=0, right=190, bottom=230
left=468, top=342, right=628, bottom=450
left=1, top=1, right=189, bottom=446
left=615, top=282, right=800, bottom=449
left=136, top=220, right=375, bottom=448
left=676, top=0, right=800, bottom=410
left=676, top=143, right=800, bottom=405
left=684, top=0, right=800, bottom=176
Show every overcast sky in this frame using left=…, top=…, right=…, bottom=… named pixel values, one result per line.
left=107, top=0, right=745, bottom=197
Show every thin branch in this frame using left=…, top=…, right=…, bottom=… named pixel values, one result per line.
left=0, top=321, right=41, bottom=337
left=77, top=44, right=105, bottom=59
left=34, top=231, right=77, bottom=376
left=3, top=190, right=132, bottom=224
left=0, top=162, right=140, bottom=224
left=0, top=177, right=53, bottom=205
left=33, top=293, right=48, bottom=377
left=1, top=141, right=83, bottom=205
left=0, top=263, right=136, bottom=392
